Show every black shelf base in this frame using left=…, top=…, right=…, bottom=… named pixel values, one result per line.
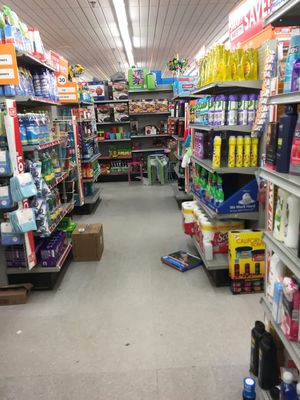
left=73, top=197, right=101, bottom=215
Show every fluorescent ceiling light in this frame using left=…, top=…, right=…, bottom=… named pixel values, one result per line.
left=133, top=37, right=141, bottom=48
left=186, top=65, right=196, bottom=76
left=112, top=0, right=135, bottom=67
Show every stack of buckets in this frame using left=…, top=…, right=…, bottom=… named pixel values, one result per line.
left=182, top=201, right=244, bottom=261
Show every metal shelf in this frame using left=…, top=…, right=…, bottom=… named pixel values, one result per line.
left=81, top=153, right=100, bottom=164
left=83, top=134, right=97, bottom=142
left=261, top=296, right=300, bottom=370
left=172, top=183, right=193, bottom=201
left=131, top=134, right=171, bottom=138
left=101, top=172, right=128, bottom=176
left=83, top=169, right=101, bottom=183
left=188, top=124, right=252, bottom=133
left=263, top=0, right=300, bottom=27
left=0, top=96, right=61, bottom=106
left=7, top=243, right=72, bottom=274
left=268, top=91, right=300, bottom=105
left=22, top=138, right=66, bottom=151
left=255, top=380, right=273, bottom=400
left=264, top=231, right=300, bottom=279
left=192, top=80, right=262, bottom=95
left=259, top=167, right=300, bottom=197
left=132, top=147, right=168, bottom=153
left=172, top=94, right=201, bottom=101
left=99, top=155, right=132, bottom=160
left=130, top=112, right=170, bottom=116
left=16, top=50, right=55, bottom=71
left=48, top=171, right=69, bottom=190
left=96, top=121, right=130, bottom=125
left=98, top=138, right=131, bottom=143
left=193, top=190, right=259, bottom=220
left=191, top=235, right=228, bottom=270
left=84, top=186, right=101, bottom=204
left=94, top=99, right=129, bottom=104
left=192, top=155, right=258, bottom=175
left=48, top=203, right=74, bottom=234
left=128, top=86, right=172, bottom=93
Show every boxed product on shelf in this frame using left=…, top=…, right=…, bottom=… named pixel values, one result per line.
left=173, top=76, right=197, bottom=96
left=96, top=105, right=113, bottom=123
left=113, top=103, right=129, bottom=122
left=281, top=277, right=300, bottom=341
left=231, top=277, right=264, bottom=295
left=111, top=82, right=128, bottom=100
left=128, top=67, right=149, bottom=89
left=38, top=230, right=67, bottom=267
left=87, top=81, right=105, bottom=101
left=161, top=250, right=202, bottom=272
left=228, top=230, right=265, bottom=280
left=72, top=223, right=104, bottom=262
left=192, top=168, right=259, bottom=215
left=155, top=99, right=169, bottom=112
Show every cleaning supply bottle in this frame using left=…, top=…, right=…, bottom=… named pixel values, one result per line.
left=236, top=136, right=244, bottom=167
left=215, top=175, right=224, bottom=207
left=280, top=371, right=297, bottom=400
left=250, top=321, right=266, bottom=376
left=244, top=136, right=251, bottom=167
left=228, top=136, right=236, bottom=167
left=284, top=194, right=300, bottom=248
left=273, top=188, right=289, bottom=242
left=276, top=106, right=298, bottom=173
left=251, top=137, right=259, bottom=167
left=267, top=254, right=285, bottom=299
left=212, top=136, right=222, bottom=169
left=290, top=114, right=300, bottom=175
left=258, top=332, right=277, bottom=390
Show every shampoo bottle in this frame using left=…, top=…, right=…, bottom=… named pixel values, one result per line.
left=250, top=321, right=266, bottom=376
left=276, top=105, right=298, bottom=173
left=290, top=113, right=300, bottom=175
left=284, top=194, right=300, bottom=248
left=258, top=332, right=277, bottom=390
left=280, top=371, right=297, bottom=400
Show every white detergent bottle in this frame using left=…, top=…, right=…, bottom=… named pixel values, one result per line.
left=284, top=194, right=300, bottom=248
left=267, top=253, right=285, bottom=299
left=273, top=188, right=289, bottom=242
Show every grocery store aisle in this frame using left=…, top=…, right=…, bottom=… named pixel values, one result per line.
left=0, top=182, right=262, bottom=400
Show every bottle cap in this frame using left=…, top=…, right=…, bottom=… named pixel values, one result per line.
left=283, top=371, right=293, bottom=384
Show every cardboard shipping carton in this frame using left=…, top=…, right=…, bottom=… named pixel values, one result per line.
left=72, top=224, right=104, bottom=262
left=0, top=283, right=33, bottom=306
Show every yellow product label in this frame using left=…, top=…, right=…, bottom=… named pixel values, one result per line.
left=244, top=154, right=250, bottom=167
left=278, top=138, right=283, bottom=146
left=228, top=153, right=235, bottom=168
left=244, top=61, right=251, bottom=78
left=251, top=153, right=258, bottom=167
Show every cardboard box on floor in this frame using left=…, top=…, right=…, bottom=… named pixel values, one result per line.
left=72, top=224, right=104, bottom=262
left=0, top=283, right=33, bottom=305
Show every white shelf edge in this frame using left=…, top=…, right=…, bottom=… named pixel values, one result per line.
left=191, top=235, right=228, bottom=270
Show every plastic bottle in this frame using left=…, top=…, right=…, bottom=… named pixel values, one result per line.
left=296, top=382, right=300, bottom=400
left=284, top=30, right=300, bottom=93
left=273, top=188, right=289, bottom=242
left=251, top=137, right=259, bottom=167
left=236, top=136, right=244, bottom=167
left=244, top=136, right=251, bottom=167
left=248, top=94, right=257, bottom=126
left=243, top=377, right=256, bottom=400
left=212, top=136, right=222, bottom=169
left=280, top=371, right=297, bottom=400
left=244, top=50, right=251, bottom=80
left=258, top=332, right=277, bottom=390
left=228, top=95, right=238, bottom=125
left=32, top=70, right=42, bottom=97
left=237, top=49, right=245, bottom=80
left=276, top=106, right=298, bottom=173
left=215, top=174, right=224, bottom=207
left=250, top=321, right=266, bottom=376
left=267, top=253, right=285, bottom=299
left=290, top=114, right=300, bottom=175
left=238, top=95, right=248, bottom=126
left=228, top=136, right=236, bottom=167
left=284, top=195, right=300, bottom=248
left=18, top=114, right=27, bottom=145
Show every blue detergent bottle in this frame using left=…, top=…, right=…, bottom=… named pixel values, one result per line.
left=242, top=377, right=256, bottom=399
left=281, top=371, right=297, bottom=400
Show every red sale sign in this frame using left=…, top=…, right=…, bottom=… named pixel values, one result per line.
left=229, top=0, right=271, bottom=47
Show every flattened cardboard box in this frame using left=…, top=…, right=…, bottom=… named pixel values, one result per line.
left=72, top=224, right=104, bottom=261
left=0, top=283, right=33, bottom=306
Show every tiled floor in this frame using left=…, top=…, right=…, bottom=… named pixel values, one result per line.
left=0, top=182, right=262, bottom=399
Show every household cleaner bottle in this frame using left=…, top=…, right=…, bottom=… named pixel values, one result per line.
left=250, top=321, right=266, bottom=376
left=284, top=195, right=300, bottom=248
left=258, top=332, right=277, bottom=390
left=280, top=371, right=297, bottom=400
left=276, top=106, right=298, bottom=173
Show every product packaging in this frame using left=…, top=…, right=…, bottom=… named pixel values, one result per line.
left=72, top=223, right=104, bottom=261
left=87, top=81, right=105, bottom=101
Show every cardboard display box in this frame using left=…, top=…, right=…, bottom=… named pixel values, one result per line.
left=72, top=224, right=104, bottom=262
left=0, top=283, right=33, bottom=305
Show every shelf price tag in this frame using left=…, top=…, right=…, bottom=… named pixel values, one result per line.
left=0, top=44, right=19, bottom=85
left=57, top=82, right=78, bottom=103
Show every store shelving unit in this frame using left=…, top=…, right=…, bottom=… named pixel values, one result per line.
left=82, top=169, right=101, bottom=183
left=188, top=124, right=252, bottom=133
left=268, top=92, right=300, bottom=105
left=98, top=138, right=131, bottom=143
left=96, top=121, right=130, bottom=125
left=132, top=148, right=168, bottom=153
left=192, top=155, right=258, bottom=175
left=22, top=138, right=66, bottom=152
left=81, top=153, right=101, bottom=164
left=131, top=134, right=171, bottom=139
left=94, top=99, right=129, bottom=104
left=130, top=112, right=170, bottom=116
left=192, top=80, right=262, bottom=95
left=260, top=167, right=300, bottom=197
left=128, top=85, right=172, bottom=93
left=191, top=236, right=228, bottom=270
left=0, top=96, right=60, bottom=106
left=263, top=0, right=300, bottom=27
